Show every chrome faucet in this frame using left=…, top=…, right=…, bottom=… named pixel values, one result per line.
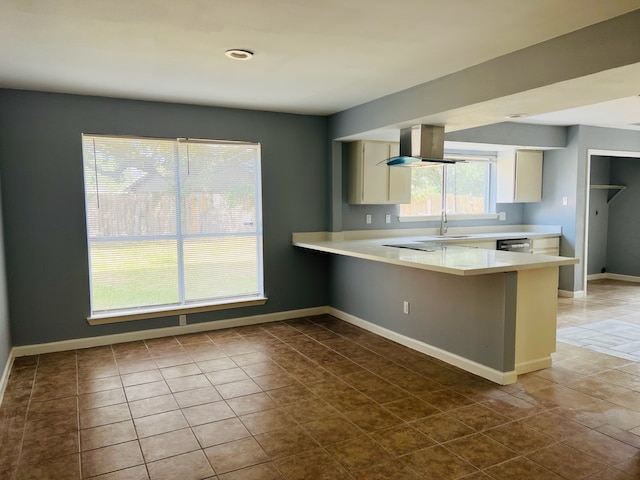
left=439, top=209, right=448, bottom=236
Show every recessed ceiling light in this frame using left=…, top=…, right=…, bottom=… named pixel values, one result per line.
left=505, top=113, right=529, bottom=119
left=225, top=49, right=254, bottom=61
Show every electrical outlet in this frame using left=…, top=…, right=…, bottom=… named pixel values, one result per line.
left=365, top=214, right=372, bottom=224
left=385, top=214, right=391, bottom=224
left=498, top=212, right=506, bottom=221
left=179, top=314, right=187, bottom=326
left=403, top=301, right=410, bottom=315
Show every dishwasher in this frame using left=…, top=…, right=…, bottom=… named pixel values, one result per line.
left=496, top=238, right=532, bottom=253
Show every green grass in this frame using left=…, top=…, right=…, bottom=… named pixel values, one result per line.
left=89, top=237, right=259, bottom=311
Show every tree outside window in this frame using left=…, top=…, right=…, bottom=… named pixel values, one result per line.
left=400, top=160, right=491, bottom=217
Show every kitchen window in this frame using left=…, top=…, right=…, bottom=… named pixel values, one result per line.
left=399, top=155, right=494, bottom=220
left=82, top=134, right=265, bottom=323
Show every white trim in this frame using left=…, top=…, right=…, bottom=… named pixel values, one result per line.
left=13, top=306, right=328, bottom=357
left=588, top=148, right=640, bottom=159
left=558, top=289, right=585, bottom=298
left=600, top=273, right=640, bottom=283
left=8, top=301, right=572, bottom=386
left=328, top=307, right=517, bottom=385
left=587, top=273, right=607, bottom=281
left=586, top=273, right=640, bottom=284
left=515, top=356, right=552, bottom=375
left=88, top=297, right=268, bottom=325
left=0, top=348, right=15, bottom=406
left=583, top=148, right=640, bottom=293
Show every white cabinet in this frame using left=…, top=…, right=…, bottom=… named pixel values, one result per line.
left=497, top=150, right=543, bottom=203
left=348, top=141, right=411, bottom=204
left=531, top=237, right=560, bottom=256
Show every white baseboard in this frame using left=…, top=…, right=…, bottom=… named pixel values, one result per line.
left=558, top=289, right=585, bottom=298
left=7, top=303, right=528, bottom=387
left=515, top=356, right=552, bottom=375
left=0, top=348, right=15, bottom=406
left=604, top=273, right=640, bottom=283
left=12, top=306, right=329, bottom=357
left=587, top=273, right=607, bottom=281
left=585, top=273, right=640, bottom=285
left=328, top=307, right=517, bottom=385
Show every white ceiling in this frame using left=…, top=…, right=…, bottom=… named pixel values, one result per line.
left=1, top=0, right=640, bottom=133
left=514, top=95, right=640, bottom=131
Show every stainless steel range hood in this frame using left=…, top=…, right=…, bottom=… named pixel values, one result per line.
left=385, top=125, right=458, bottom=167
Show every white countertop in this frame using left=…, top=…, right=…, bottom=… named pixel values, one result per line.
left=292, top=230, right=578, bottom=276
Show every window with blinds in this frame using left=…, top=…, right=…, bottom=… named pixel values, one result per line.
left=399, top=156, right=493, bottom=217
left=81, top=134, right=264, bottom=317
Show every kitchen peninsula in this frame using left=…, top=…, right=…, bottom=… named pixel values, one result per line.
left=293, top=229, right=578, bottom=385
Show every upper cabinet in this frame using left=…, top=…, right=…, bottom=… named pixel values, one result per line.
left=348, top=141, right=411, bottom=204
left=496, top=149, right=543, bottom=203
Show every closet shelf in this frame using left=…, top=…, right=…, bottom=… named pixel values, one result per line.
left=590, top=184, right=626, bottom=203
left=590, top=184, right=626, bottom=190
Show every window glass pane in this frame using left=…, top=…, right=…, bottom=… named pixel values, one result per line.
left=445, top=161, right=490, bottom=214
left=89, top=240, right=179, bottom=311
left=183, top=236, right=259, bottom=302
left=179, top=142, right=258, bottom=235
left=399, top=165, right=444, bottom=216
left=83, top=137, right=176, bottom=238
left=400, top=158, right=492, bottom=217
left=82, top=135, right=263, bottom=315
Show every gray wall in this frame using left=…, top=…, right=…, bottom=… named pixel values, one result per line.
left=0, top=89, right=330, bottom=346
left=576, top=127, right=640, bottom=288
left=0, top=180, right=11, bottom=372
left=322, top=8, right=640, bottom=294
left=523, top=126, right=580, bottom=291
left=525, top=126, right=640, bottom=291
left=587, top=156, right=611, bottom=275
left=330, top=255, right=516, bottom=372
left=334, top=122, right=573, bottom=232
left=607, top=157, right=640, bottom=275
left=329, top=10, right=640, bottom=140
left=340, top=149, right=524, bottom=231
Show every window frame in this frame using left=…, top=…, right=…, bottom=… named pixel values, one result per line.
left=398, top=152, right=499, bottom=222
left=81, top=134, right=267, bottom=325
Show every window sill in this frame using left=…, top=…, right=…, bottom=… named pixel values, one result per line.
left=398, top=213, right=500, bottom=223
left=87, top=296, right=268, bottom=325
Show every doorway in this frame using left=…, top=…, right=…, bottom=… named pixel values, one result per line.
left=582, top=149, right=640, bottom=294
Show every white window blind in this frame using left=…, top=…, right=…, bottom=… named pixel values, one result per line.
left=82, top=134, right=263, bottom=316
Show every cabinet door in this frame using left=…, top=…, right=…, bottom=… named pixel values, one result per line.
left=531, top=237, right=560, bottom=255
left=496, top=152, right=516, bottom=203
left=514, top=150, right=542, bottom=202
left=361, top=142, right=391, bottom=203
left=388, top=142, right=411, bottom=203
left=497, top=150, right=542, bottom=203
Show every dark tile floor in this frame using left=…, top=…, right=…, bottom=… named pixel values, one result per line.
left=2, top=280, right=640, bottom=479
